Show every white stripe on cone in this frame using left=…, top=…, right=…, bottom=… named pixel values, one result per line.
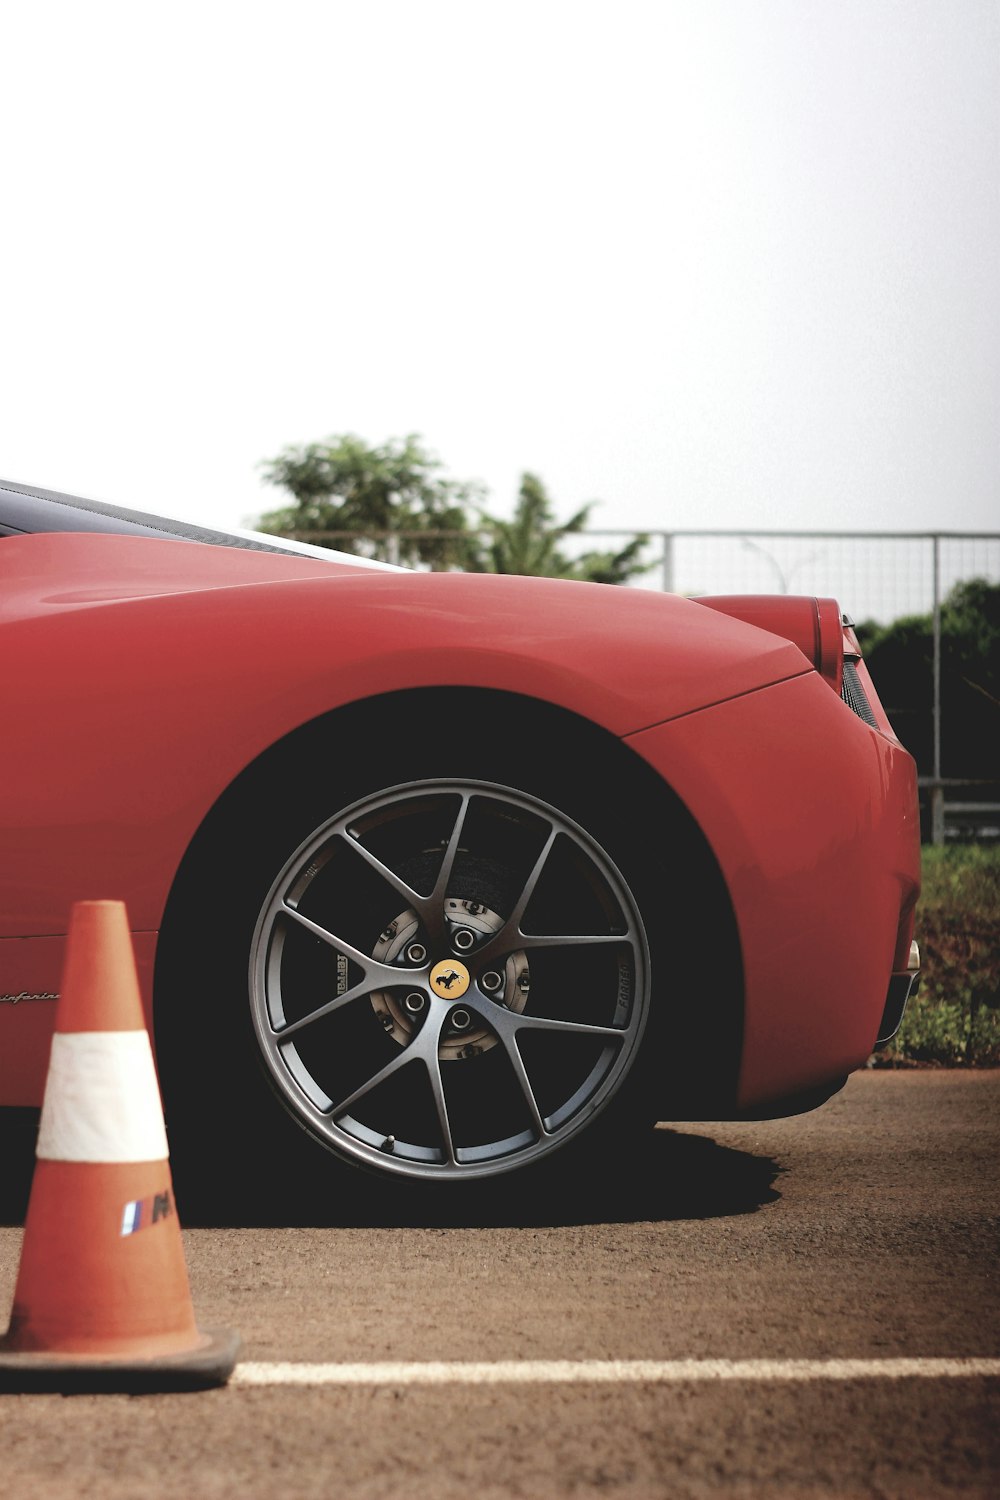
left=36, top=1032, right=169, bottom=1163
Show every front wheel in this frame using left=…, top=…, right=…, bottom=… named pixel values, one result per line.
left=248, top=779, right=651, bottom=1183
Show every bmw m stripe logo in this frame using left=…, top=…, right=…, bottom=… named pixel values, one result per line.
left=120, top=1190, right=173, bottom=1236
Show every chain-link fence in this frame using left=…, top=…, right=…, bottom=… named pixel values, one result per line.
left=576, top=529, right=996, bottom=622
left=282, top=527, right=1000, bottom=844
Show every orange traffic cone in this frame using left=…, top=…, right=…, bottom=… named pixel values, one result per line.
left=0, top=900, right=239, bottom=1391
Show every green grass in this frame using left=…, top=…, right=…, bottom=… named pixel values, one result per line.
left=876, top=844, right=1000, bottom=1066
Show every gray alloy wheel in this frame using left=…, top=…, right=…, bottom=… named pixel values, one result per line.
left=248, top=780, right=651, bottom=1181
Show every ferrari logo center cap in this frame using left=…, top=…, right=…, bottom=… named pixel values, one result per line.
left=430, top=960, right=471, bottom=1000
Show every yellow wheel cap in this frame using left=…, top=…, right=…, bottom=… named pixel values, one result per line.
left=430, top=959, right=471, bottom=1000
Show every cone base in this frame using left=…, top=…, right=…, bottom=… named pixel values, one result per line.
left=0, top=1326, right=241, bottom=1393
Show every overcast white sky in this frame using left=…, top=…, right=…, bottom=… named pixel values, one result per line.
left=1, top=0, right=997, bottom=542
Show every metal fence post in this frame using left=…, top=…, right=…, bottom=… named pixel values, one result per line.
left=661, top=532, right=674, bottom=594
left=930, top=784, right=946, bottom=846
left=932, top=535, right=943, bottom=845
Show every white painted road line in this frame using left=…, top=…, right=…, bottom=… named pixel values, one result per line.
left=231, top=1358, right=1000, bottom=1387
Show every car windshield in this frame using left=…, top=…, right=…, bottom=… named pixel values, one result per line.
left=0, top=477, right=400, bottom=570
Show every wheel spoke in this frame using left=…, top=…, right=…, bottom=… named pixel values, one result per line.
left=336, top=830, right=427, bottom=910
left=471, top=826, right=559, bottom=964
left=338, top=793, right=471, bottom=946
left=495, top=1029, right=548, bottom=1138
left=423, top=792, right=472, bottom=942
left=513, top=1013, right=626, bottom=1041
left=476, top=920, right=633, bottom=969
left=326, top=997, right=456, bottom=1163
left=406, top=1000, right=457, bottom=1160
left=281, top=902, right=406, bottom=987
left=327, top=1044, right=419, bottom=1119
left=508, top=825, right=559, bottom=931
left=425, top=1047, right=457, bottom=1164
left=273, top=981, right=373, bottom=1040
left=515, top=931, right=634, bottom=953
left=486, top=1001, right=626, bottom=1043
left=471, top=824, right=638, bottom=967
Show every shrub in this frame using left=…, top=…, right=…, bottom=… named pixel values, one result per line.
left=877, top=845, right=1000, bottom=1065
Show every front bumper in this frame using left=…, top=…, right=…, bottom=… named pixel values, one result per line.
left=626, top=670, right=921, bottom=1112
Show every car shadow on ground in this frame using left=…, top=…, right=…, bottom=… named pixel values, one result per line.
left=300, top=1127, right=786, bottom=1231
left=0, top=1113, right=781, bottom=1230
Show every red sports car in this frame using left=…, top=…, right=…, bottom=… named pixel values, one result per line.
left=0, top=479, right=920, bottom=1191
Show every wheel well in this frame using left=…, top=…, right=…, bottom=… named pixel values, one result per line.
left=159, top=686, right=743, bottom=1117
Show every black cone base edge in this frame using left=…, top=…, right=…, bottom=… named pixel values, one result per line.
left=0, top=1328, right=241, bottom=1393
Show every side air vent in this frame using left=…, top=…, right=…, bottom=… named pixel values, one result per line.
left=841, top=659, right=879, bottom=728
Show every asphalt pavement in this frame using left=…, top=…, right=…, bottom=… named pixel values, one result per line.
left=0, top=1070, right=997, bottom=1498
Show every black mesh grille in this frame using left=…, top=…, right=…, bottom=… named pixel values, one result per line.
left=841, top=659, right=879, bottom=728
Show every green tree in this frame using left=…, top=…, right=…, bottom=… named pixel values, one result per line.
left=257, top=434, right=649, bottom=585
left=858, top=578, right=1000, bottom=781
left=257, top=433, right=484, bottom=568
left=480, top=472, right=649, bottom=585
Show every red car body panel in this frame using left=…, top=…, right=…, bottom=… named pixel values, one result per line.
left=0, top=529, right=920, bottom=1117
left=627, top=675, right=919, bottom=1107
